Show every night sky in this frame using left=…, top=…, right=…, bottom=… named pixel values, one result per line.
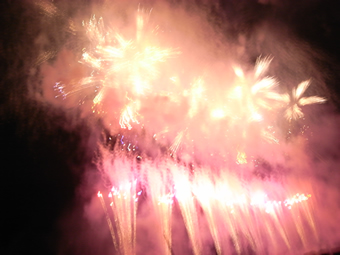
left=1, top=1, right=340, bottom=254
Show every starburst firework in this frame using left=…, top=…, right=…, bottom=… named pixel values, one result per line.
left=284, top=79, right=326, bottom=120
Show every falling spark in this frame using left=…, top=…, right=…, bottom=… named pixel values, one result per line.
left=119, top=102, right=140, bottom=130
left=145, top=165, right=174, bottom=255
left=97, top=191, right=118, bottom=251
left=107, top=181, right=140, bottom=255
left=169, top=130, right=186, bottom=157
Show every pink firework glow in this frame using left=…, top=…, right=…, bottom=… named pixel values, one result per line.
left=96, top=156, right=317, bottom=255
left=38, top=0, right=340, bottom=254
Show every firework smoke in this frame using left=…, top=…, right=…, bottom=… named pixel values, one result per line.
left=32, top=0, right=340, bottom=254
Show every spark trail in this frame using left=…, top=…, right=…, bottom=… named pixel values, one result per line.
left=98, top=159, right=316, bottom=255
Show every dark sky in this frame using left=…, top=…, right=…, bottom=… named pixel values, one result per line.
left=1, top=1, right=340, bottom=254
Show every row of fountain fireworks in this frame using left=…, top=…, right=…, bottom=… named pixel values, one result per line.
left=96, top=157, right=316, bottom=255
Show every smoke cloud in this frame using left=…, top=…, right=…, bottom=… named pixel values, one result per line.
left=17, top=0, right=340, bottom=254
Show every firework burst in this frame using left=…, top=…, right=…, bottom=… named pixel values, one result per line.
left=44, top=2, right=333, bottom=254
left=55, top=10, right=180, bottom=122
left=284, top=79, right=327, bottom=120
